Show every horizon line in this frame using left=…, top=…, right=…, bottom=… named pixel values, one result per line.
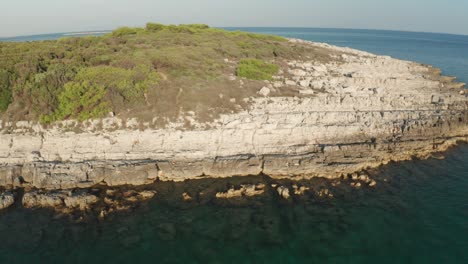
left=1, top=26, right=467, bottom=39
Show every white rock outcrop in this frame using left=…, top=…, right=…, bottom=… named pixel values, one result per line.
left=0, top=39, right=466, bottom=190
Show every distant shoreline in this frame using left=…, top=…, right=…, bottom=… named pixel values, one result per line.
left=62, top=31, right=111, bottom=36
left=1, top=27, right=468, bottom=41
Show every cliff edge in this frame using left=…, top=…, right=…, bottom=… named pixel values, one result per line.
left=0, top=25, right=467, bottom=192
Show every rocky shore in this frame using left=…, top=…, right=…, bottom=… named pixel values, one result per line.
left=0, top=39, right=467, bottom=213
left=0, top=171, right=382, bottom=219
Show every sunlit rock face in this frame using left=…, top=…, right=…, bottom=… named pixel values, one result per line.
left=0, top=39, right=467, bottom=190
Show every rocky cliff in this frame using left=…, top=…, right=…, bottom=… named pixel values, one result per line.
left=0, top=39, right=467, bottom=191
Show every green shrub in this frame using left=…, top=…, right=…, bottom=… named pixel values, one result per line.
left=165, top=24, right=194, bottom=34
left=111, top=27, right=144, bottom=37
left=1, top=22, right=298, bottom=122
left=0, top=70, right=12, bottom=112
left=74, top=65, right=159, bottom=101
left=90, top=55, right=112, bottom=66
left=45, top=81, right=110, bottom=122
left=146, top=23, right=165, bottom=32
left=236, top=59, right=279, bottom=81
left=181, top=24, right=210, bottom=30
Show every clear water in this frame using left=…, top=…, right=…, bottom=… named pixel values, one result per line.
left=0, top=28, right=467, bottom=264
left=229, top=28, right=468, bottom=84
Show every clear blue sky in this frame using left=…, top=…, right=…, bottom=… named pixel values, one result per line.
left=2, top=0, right=468, bottom=37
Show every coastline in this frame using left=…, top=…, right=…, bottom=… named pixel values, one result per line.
left=0, top=38, right=467, bottom=214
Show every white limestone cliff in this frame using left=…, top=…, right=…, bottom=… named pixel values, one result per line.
left=0, top=39, right=466, bottom=190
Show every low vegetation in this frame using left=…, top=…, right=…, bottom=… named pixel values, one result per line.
left=0, top=69, right=12, bottom=111
left=0, top=23, right=327, bottom=124
left=236, top=59, right=279, bottom=81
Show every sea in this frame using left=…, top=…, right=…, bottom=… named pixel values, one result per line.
left=0, top=28, right=467, bottom=264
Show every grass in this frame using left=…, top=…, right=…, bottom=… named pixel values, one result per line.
left=0, top=22, right=333, bottom=125
left=236, top=59, right=279, bottom=81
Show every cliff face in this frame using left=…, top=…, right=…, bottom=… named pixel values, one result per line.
left=1, top=39, right=467, bottom=190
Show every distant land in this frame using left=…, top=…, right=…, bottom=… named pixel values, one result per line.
left=0, top=31, right=112, bottom=42
left=2, top=26, right=468, bottom=43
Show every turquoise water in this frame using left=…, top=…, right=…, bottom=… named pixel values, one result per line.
left=0, top=29, right=467, bottom=263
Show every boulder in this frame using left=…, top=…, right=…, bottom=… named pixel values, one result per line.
left=299, top=80, right=311, bottom=87
left=22, top=192, right=65, bottom=208
left=23, top=191, right=98, bottom=210
left=182, top=192, right=193, bottom=201
left=316, top=188, right=333, bottom=198
left=216, top=184, right=265, bottom=199
left=0, top=192, right=15, bottom=210
left=258, top=87, right=271, bottom=97
left=289, top=69, right=307, bottom=76
left=138, top=190, right=157, bottom=200
left=293, top=185, right=310, bottom=195
left=63, top=193, right=98, bottom=210
left=277, top=186, right=290, bottom=199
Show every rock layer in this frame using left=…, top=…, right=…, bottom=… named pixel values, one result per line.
left=0, top=39, right=467, bottom=190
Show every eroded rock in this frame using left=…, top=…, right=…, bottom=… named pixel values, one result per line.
left=64, top=193, right=99, bottom=210
left=216, top=184, right=265, bottom=199
left=22, top=191, right=66, bottom=208
left=277, top=186, right=290, bottom=199
left=0, top=192, right=15, bottom=210
left=293, top=185, right=310, bottom=195
left=182, top=192, right=193, bottom=201
left=258, top=87, right=271, bottom=97
left=22, top=191, right=98, bottom=210
left=316, top=188, right=334, bottom=198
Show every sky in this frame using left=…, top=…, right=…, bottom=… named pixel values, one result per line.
left=1, top=0, right=468, bottom=37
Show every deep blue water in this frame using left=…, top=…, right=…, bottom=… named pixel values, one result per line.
left=230, top=28, right=468, bottom=85
left=0, top=28, right=467, bottom=263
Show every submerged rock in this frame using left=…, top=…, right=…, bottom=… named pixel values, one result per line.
left=277, top=186, right=290, bottom=199
left=293, top=185, right=310, bottom=195
left=316, top=189, right=334, bottom=198
left=22, top=192, right=65, bottom=208
left=216, top=184, right=265, bottom=199
left=138, top=190, right=157, bottom=200
left=22, top=191, right=98, bottom=210
left=182, top=192, right=193, bottom=201
left=0, top=192, right=15, bottom=210
left=64, top=193, right=99, bottom=210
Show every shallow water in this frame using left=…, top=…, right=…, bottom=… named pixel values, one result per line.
left=0, top=146, right=467, bottom=263
left=1, top=28, right=467, bottom=263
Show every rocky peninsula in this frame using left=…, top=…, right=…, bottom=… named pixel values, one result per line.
left=0, top=24, right=466, bottom=214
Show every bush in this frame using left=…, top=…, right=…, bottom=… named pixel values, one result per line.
left=74, top=65, right=159, bottom=102
left=181, top=24, right=210, bottom=30
left=236, top=59, right=279, bottom=81
left=0, top=70, right=12, bottom=112
left=45, top=81, right=110, bottom=122
left=1, top=21, right=294, bottom=122
left=111, top=27, right=144, bottom=37
left=146, top=23, right=165, bottom=32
